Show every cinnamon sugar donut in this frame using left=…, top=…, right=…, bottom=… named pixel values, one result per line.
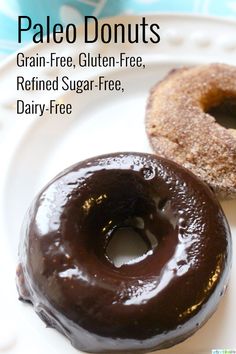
left=146, top=63, right=236, bottom=199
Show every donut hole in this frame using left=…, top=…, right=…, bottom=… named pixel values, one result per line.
left=76, top=170, right=176, bottom=269
left=206, top=97, right=236, bottom=129
left=101, top=193, right=173, bottom=268
left=105, top=226, right=152, bottom=268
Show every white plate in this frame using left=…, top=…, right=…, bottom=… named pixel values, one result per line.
left=0, top=14, right=236, bottom=354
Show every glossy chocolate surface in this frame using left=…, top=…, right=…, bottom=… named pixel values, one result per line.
left=17, top=153, right=232, bottom=353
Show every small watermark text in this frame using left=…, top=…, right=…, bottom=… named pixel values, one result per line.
left=212, top=350, right=236, bottom=354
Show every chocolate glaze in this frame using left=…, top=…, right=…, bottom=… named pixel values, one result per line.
left=17, top=153, right=232, bottom=353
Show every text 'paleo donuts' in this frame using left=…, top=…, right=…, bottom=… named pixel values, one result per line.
left=146, top=63, right=236, bottom=199
left=17, top=153, right=232, bottom=353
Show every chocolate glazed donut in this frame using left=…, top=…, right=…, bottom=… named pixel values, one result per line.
left=17, top=153, right=232, bottom=353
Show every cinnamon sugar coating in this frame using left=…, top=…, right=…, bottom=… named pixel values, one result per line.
left=146, top=63, right=236, bottom=199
